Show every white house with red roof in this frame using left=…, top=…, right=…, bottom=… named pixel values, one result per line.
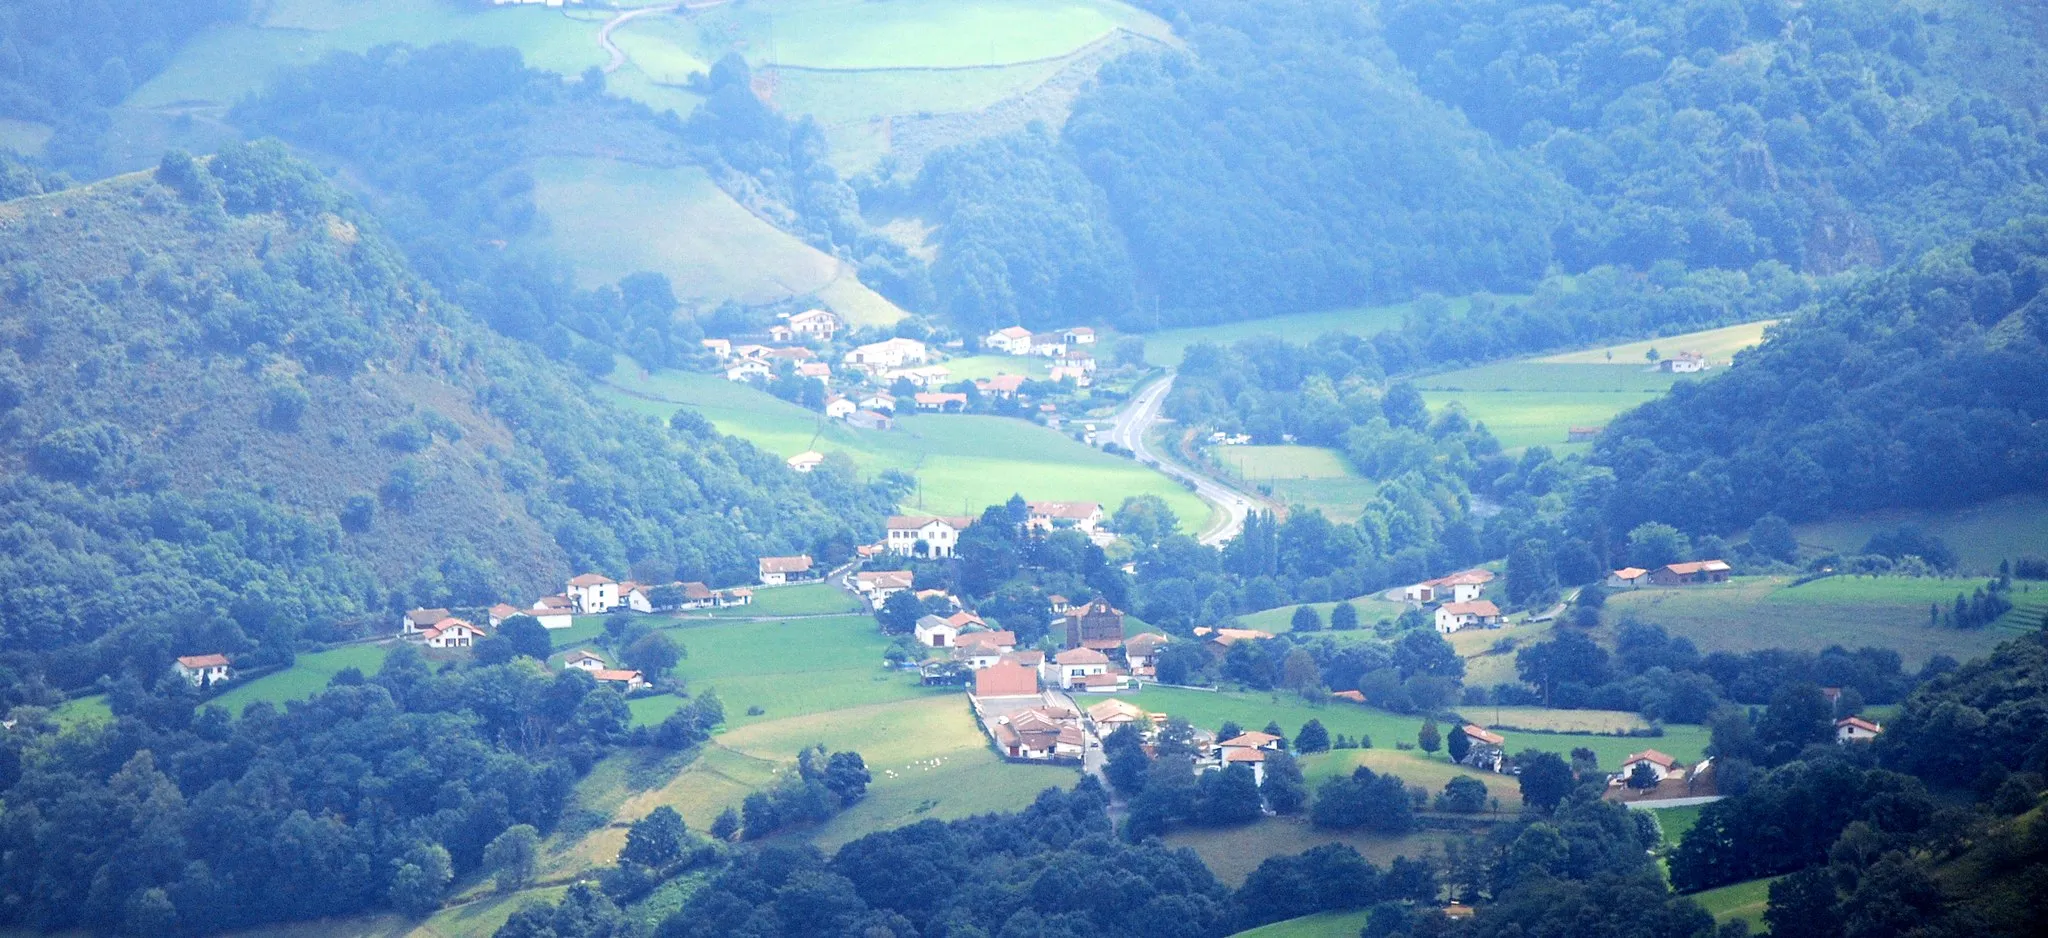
left=758, top=555, right=813, bottom=585
left=563, top=649, right=607, bottom=672
left=1607, top=567, right=1650, bottom=588
left=1026, top=500, right=1105, bottom=533
left=175, top=654, right=231, bottom=687
left=886, top=515, right=972, bottom=558
left=1620, top=749, right=1682, bottom=782
left=401, top=607, right=451, bottom=636
left=784, top=308, right=841, bottom=342
left=567, top=574, right=619, bottom=613
left=1049, top=647, right=1111, bottom=690
left=417, top=617, right=487, bottom=649
left=1062, top=326, right=1096, bottom=346
left=1836, top=716, right=1883, bottom=743
left=1124, top=633, right=1170, bottom=677
left=593, top=669, right=648, bottom=691
left=984, top=325, right=1034, bottom=355
left=1435, top=600, right=1502, bottom=634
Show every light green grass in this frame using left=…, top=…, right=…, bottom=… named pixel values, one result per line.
left=130, top=0, right=606, bottom=111
left=1599, top=575, right=2020, bottom=668
left=0, top=118, right=51, bottom=156
left=51, top=694, right=113, bottom=729
left=1237, top=594, right=1412, bottom=634
left=1229, top=910, right=1375, bottom=938
left=598, top=366, right=1213, bottom=525
left=940, top=354, right=1055, bottom=382
left=1165, top=817, right=1452, bottom=887
left=1114, top=686, right=1706, bottom=769
left=1299, top=748, right=1524, bottom=807
left=1793, top=491, right=2048, bottom=574
left=1539, top=320, right=1779, bottom=365
left=1418, top=388, right=1668, bottom=453
left=1651, top=803, right=1706, bottom=848
left=1476, top=706, right=1651, bottom=734
left=628, top=614, right=940, bottom=728
left=209, top=884, right=571, bottom=938
left=1213, top=445, right=1379, bottom=521
left=529, top=157, right=907, bottom=322
left=1136, top=302, right=1415, bottom=368
left=210, top=643, right=394, bottom=713
left=1444, top=617, right=1553, bottom=688
left=1688, top=876, right=1780, bottom=930
left=703, top=582, right=862, bottom=617
left=675, top=0, right=1156, bottom=70
left=1420, top=361, right=1686, bottom=393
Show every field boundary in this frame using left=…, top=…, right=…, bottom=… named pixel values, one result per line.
left=759, top=25, right=1170, bottom=76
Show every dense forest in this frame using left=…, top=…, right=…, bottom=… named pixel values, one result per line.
left=904, top=0, right=2048, bottom=330
left=0, top=147, right=893, bottom=700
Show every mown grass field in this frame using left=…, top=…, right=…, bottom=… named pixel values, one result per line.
left=1539, top=320, right=1780, bottom=365
left=598, top=365, right=1213, bottom=525
left=1599, top=575, right=2025, bottom=668
left=1417, top=320, right=1777, bottom=453
left=1477, top=706, right=1651, bottom=734
left=1165, top=818, right=1453, bottom=887
left=1113, top=686, right=1707, bottom=770
left=703, top=582, right=862, bottom=617
left=1237, top=594, right=1413, bottom=634
left=529, top=157, right=905, bottom=324
left=1444, top=617, right=1553, bottom=688
left=1650, top=803, right=1706, bottom=848
left=1793, top=491, right=2048, bottom=574
left=1214, top=445, right=1379, bottom=521
left=1299, top=748, right=1524, bottom=807
left=1136, top=302, right=1415, bottom=367
left=210, top=643, right=394, bottom=713
left=627, top=614, right=941, bottom=729
left=51, top=694, right=112, bottom=729
left=1687, top=875, right=1779, bottom=930
left=1228, top=910, right=1375, bottom=938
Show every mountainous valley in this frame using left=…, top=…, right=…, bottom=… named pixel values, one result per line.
left=2, top=2, right=2048, bottom=937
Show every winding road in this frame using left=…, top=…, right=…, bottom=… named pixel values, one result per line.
left=1104, top=375, right=1262, bottom=546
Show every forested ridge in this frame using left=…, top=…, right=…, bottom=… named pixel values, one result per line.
left=0, top=146, right=893, bottom=700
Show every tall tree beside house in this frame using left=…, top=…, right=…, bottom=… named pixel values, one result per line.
left=1263, top=751, right=1309, bottom=814
left=1448, top=725, right=1472, bottom=764
left=1515, top=751, right=1576, bottom=813
left=623, top=632, right=684, bottom=681
left=876, top=590, right=924, bottom=634
left=1296, top=719, right=1332, bottom=753
left=1418, top=719, right=1442, bottom=756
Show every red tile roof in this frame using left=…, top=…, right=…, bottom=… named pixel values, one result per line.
left=177, top=654, right=229, bottom=669
left=569, top=573, right=615, bottom=587
left=1055, top=647, right=1109, bottom=665
left=1624, top=749, right=1677, bottom=768
left=1440, top=600, right=1501, bottom=617
left=1836, top=716, right=1883, bottom=733
left=758, top=555, right=813, bottom=574
left=1220, top=731, right=1282, bottom=748
left=974, top=663, right=1039, bottom=698
left=1461, top=724, right=1506, bottom=746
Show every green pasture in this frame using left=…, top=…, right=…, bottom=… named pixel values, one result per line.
left=209, top=883, right=572, bottom=938
left=704, top=582, right=861, bottom=617
left=128, top=0, right=606, bottom=111
left=627, top=614, right=938, bottom=728
left=1213, top=444, right=1379, bottom=520
left=1649, top=803, right=1706, bottom=849
left=655, top=0, right=1161, bottom=71
left=1418, top=388, right=1667, bottom=453
left=1236, top=594, right=1411, bottom=634
left=1165, top=817, right=1452, bottom=887
left=1443, top=618, right=1553, bottom=688
left=1687, top=876, right=1780, bottom=930
left=1136, top=301, right=1415, bottom=368
left=1793, top=491, right=2048, bottom=574
left=1539, top=320, right=1779, bottom=366
left=1114, top=686, right=1706, bottom=769
left=598, top=365, right=1212, bottom=525
left=210, top=643, right=394, bottom=713
left=51, top=694, right=113, bottom=729
left=1228, top=910, right=1375, bottom=938
left=1599, top=575, right=2023, bottom=668
left=1475, top=706, right=1651, bottom=734
left=940, top=354, right=1055, bottom=382
left=1299, top=748, right=1524, bottom=807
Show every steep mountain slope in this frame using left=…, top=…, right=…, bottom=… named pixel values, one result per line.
left=0, top=144, right=892, bottom=696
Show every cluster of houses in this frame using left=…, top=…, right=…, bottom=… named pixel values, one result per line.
left=878, top=502, right=1111, bottom=560
left=1395, top=569, right=1505, bottom=635
left=562, top=648, right=650, bottom=691
left=980, top=325, right=1100, bottom=384
left=1606, top=560, right=1731, bottom=588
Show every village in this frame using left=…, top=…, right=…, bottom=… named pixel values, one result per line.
left=699, top=308, right=1120, bottom=472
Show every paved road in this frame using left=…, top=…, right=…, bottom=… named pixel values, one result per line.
left=1104, top=375, right=1261, bottom=546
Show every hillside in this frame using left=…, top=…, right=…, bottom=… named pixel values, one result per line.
left=0, top=145, right=892, bottom=695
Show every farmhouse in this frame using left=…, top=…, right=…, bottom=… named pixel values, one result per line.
left=914, top=392, right=968, bottom=412
left=1210, top=731, right=1284, bottom=785
left=1062, top=326, right=1096, bottom=346
left=567, top=574, right=619, bottom=613
left=619, top=582, right=655, bottom=614
left=783, top=308, right=841, bottom=341
left=1027, top=500, right=1105, bottom=533
left=972, top=662, right=1041, bottom=699
left=1002, top=650, right=1045, bottom=670
left=824, top=395, right=856, bottom=420
left=1049, top=647, right=1111, bottom=690
left=990, top=707, right=1084, bottom=761
left=952, top=643, right=1004, bottom=670
left=786, top=451, right=825, bottom=473
left=763, top=346, right=815, bottom=363
left=975, top=374, right=1027, bottom=398
left=886, top=515, right=973, bottom=558
left=848, top=409, right=894, bottom=431
left=563, top=650, right=607, bottom=671
left=984, top=326, right=1034, bottom=355
left=1048, top=594, right=1073, bottom=615
left=1459, top=725, right=1506, bottom=772
left=1124, top=632, right=1170, bottom=677
left=175, top=654, right=231, bottom=687
left=1836, top=716, right=1883, bottom=743
left=401, top=608, right=452, bottom=636
left=417, top=617, right=486, bottom=649
left=1435, top=600, right=1502, bottom=634
left=724, top=359, right=770, bottom=382
left=1087, top=698, right=1146, bottom=732
left=859, top=391, right=897, bottom=412
left=701, top=338, right=731, bottom=359
left=796, top=362, right=832, bottom=380
left=1619, top=749, right=1682, bottom=782
left=1049, top=364, right=1093, bottom=386
left=1607, top=567, right=1650, bottom=588
left=1657, top=351, right=1709, bottom=373
left=1567, top=426, right=1603, bottom=443
left=526, top=603, right=574, bottom=629
left=1649, top=560, right=1731, bottom=585
left=717, top=588, right=753, bottom=607
left=675, top=582, right=717, bottom=610
left=1029, top=333, right=1066, bottom=357
left=853, top=569, right=914, bottom=606
left=758, top=555, right=814, bottom=585
left=954, top=629, right=1017, bottom=654
left=1194, top=627, right=1276, bottom=653
left=844, top=337, right=929, bottom=370
left=593, top=669, right=648, bottom=691
left=1061, top=597, right=1127, bottom=651
left=915, top=614, right=961, bottom=648
left=487, top=603, right=527, bottom=626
